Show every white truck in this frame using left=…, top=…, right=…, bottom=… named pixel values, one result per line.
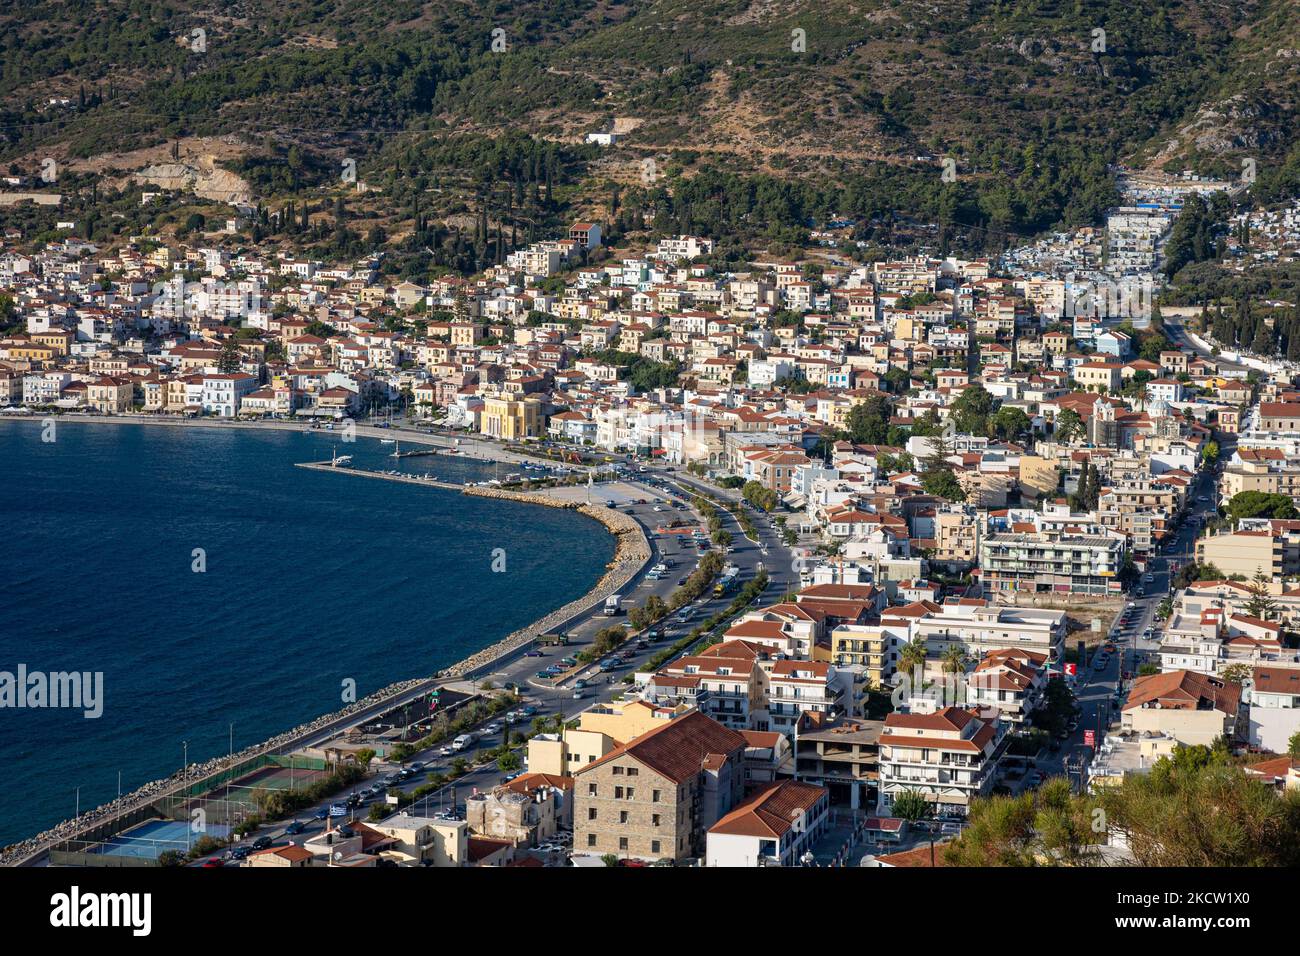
left=450, top=732, right=479, bottom=752
left=604, top=594, right=621, bottom=616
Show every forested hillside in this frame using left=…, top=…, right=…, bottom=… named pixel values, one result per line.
left=1, top=0, right=1297, bottom=265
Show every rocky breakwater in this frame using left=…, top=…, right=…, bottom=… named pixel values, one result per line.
left=445, top=488, right=652, bottom=678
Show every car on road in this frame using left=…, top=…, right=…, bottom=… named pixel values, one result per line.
left=524, top=650, right=545, bottom=658
left=572, top=689, right=586, bottom=699
left=251, top=836, right=274, bottom=850
left=284, top=820, right=306, bottom=835
left=229, top=846, right=251, bottom=860
left=201, top=857, right=227, bottom=867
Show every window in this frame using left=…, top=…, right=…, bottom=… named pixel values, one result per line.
left=652, top=814, right=661, bottom=827
left=587, top=833, right=596, bottom=847
left=588, top=808, right=597, bottom=821
left=612, top=766, right=623, bottom=776
left=626, top=767, right=639, bottom=777
left=651, top=840, right=661, bottom=854
left=626, top=788, right=635, bottom=799
left=619, top=811, right=628, bottom=824
left=652, top=790, right=661, bottom=803
left=588, top=783, right=597, bottom=796
left=619, top=837, right=628, bottom=850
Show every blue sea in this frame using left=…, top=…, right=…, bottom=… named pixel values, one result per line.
left=0, top=421, right=613, bottom=847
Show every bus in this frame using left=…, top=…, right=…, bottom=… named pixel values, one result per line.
left=713, top=566, right=740, bottom=597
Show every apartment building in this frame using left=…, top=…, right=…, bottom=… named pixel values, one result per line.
left=877, top=707, right=1004, bottom=819
left=829, top=623, right=895, bottom=686
left=527, top=699, right=684, bottom=776
left=909, top=602, right=1068, bottom=666
left=573, top=711, right=747, bottom=863
left=1244, top=666, right=1300, bottom=753
left=767, top=659, right=855, bottom=731
left=705, top=780, right=830, bottom=867
left=980, top=531, right=1125, bottom=598
left=933, top=508, right=981, bottom=567
left=1196, top=530, right=1285, bottom=580
left=1121, top=670, right=1243, bottom=747
left=1222, top=447, right=1300, bottom=506
left=643, top=640, right=768, bottom=730
left=793, top=715, right=883, bottom=810
left=967, top=648, right=1049, bottom=725
left=1097, top=479, right=1182, bottom=553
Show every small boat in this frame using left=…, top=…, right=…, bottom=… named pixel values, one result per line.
left=380, top=439, right=396, bottom=444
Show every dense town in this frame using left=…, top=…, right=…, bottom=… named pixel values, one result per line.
left=5, top=165, right=1300, bottom=872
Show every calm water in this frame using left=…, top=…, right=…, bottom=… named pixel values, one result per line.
left=0, top=421, right=613, bottom=847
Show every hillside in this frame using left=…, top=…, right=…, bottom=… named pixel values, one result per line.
left=1, top=0, right=1297, bottom=262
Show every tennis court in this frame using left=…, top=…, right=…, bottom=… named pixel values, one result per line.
left=88, top=818, right=232, bottom=861
left=211, top=762, right=332, bottom=809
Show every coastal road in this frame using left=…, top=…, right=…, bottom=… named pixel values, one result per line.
left=192, top=471, right=799, bottom=861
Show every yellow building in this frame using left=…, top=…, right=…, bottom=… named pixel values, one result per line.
left=1196, top=530, right=1284, bottom=580
left=830, top=624, right=892, bottom=686
left=527, top=700, right=686, bottom=776
left=30, top=330, right=73, bottom=356
left=87, top=376, right=134, bottom=413
left=480, top=395, right=542, bottom=440
left=1018, top=456, right=1060, bottom=499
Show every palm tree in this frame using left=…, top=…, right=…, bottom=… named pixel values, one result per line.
left=899, top=637, right=928, bottom=681
left=940, top=644, right=967, bottom=676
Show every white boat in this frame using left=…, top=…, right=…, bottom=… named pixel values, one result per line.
left=380, top=439, right=396, bottom=444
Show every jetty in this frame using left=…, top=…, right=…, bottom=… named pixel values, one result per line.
left=295, top=460, right=463, bottom=491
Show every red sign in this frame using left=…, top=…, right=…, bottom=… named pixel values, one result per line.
left=1084, top=730, right=1096, bottom=748
left=1064, top=663, right=1077, bottom=677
